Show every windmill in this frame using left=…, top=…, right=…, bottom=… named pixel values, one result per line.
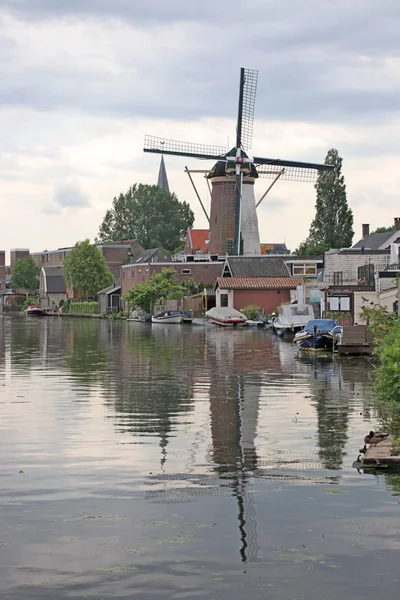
left=144, top=68, right=334, bottom=256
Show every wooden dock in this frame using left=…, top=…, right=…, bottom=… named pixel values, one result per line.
left=337, top=325, right=374, bottom=355
left=361, top=435, right=400, bottom=466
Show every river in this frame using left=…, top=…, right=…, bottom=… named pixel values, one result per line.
left=1, top=315, right=399, bottom=599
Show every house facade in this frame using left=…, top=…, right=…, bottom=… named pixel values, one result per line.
left=31, top=240, right=143, bottom=278
left=39, top=266, right=67, bottom=309
left=215, top=276, right=305, bottom=314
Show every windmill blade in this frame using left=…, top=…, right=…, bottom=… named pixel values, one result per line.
left=237, top=68, right=258, bottom=152
left=144, top=135, right=226, bottom=161
left=257, top=165, right=328, bottom=183
left=255, top=155, right=334, bottom=183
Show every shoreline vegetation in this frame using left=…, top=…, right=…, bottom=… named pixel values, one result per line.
left=361, top=304, right=400, bottom=438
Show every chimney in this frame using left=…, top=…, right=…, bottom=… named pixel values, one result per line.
left=362, top=224, right=370, bottom=237
left=394, top=217, right=400, bottom=232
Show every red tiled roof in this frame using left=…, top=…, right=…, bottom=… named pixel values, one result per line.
left=217, top=277, right=305, bottom=290
left=188, top=229, right=209, bottom=252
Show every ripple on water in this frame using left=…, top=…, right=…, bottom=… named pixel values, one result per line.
left=0, top=316, right=399, bottom=600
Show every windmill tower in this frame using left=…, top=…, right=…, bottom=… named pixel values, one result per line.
left=144, top=68, right=334, bottom=256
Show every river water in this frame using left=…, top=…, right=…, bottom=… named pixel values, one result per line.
left=1, top=315, right=399, bottom=599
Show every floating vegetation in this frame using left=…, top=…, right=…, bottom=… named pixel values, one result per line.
left=95, top=566, right=140, bottom=573
left=323, top=487, right=347, bottom=494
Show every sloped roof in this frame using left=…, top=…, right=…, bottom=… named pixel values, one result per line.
left=98, top=278, right=121, bottom=295
left=130, top=248, right=172, bottom=264
left=157, top=155, right=170, bottom=193
left=187, top=229, right=209, bottom=252
left=217, top=277, right=305, bottom=290
left=225, top=256, right=290, bottom=278
left=352, top=231, right=395, bottom=250
left=42, top=266, right=66, bottom=293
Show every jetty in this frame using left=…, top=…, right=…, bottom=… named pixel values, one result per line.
left=358, top=435, right=400, bottom=468
left=337, top=325, right=374, bottom=355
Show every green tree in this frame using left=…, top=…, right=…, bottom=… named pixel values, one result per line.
left=63, top=240, right=114, bottom=298
left=10, top=256, right=40, bottom=296
left=96, top=184, right=194, bottom=252
left=296, top=149, right=354, bottom=255
left=370, top=226, right=395, bottom=235
left=124, top=268, right=187, bottom=314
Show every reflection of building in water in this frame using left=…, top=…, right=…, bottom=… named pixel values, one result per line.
left=207, top=330, right=262, bottom=562
left=0, top=317, right=5, bottom=369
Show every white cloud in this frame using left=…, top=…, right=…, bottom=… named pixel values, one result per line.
left=0, top=2, right=400, bottom=252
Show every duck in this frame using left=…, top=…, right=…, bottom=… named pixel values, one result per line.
left=364, top=431, right=389, bottom=445
left=359, top=431, right=389, bottom=454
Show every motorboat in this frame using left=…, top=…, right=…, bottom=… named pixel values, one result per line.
left=151, top=310, right=183, bottom=324
left=205, top=307, right=247, bottom=327
left=294, top=319, right=343, bottom=350
left=245, top=320, right=265, bottom=328
left=273, top=304, right=314, bottom=337
left=25, top=305, right=45, bottom=317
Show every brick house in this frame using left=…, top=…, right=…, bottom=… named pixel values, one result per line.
left=215, top=277, right=305, bottom=314
left=39, top=266, right=68, bottom=309
left=31, top=240, right=143, bottom=278
left=184, top=229, right=209, bottom=254
left=121, top=248, right=224, bottom=298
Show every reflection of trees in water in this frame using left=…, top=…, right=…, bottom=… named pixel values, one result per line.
left=300, top=356, right=351, bottom=470
left=9, top=317, right=42, bottom=372
left=101, top=325, right=198, bottom=463
left=63, top=319, right=111, bottom=387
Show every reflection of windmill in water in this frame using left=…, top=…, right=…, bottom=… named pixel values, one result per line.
left=144, top=68, right=334, bottom=256
left=208, top=332, right=261, bottom=561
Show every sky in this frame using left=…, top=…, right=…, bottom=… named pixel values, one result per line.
left=1, top=0, right=400, bottom=257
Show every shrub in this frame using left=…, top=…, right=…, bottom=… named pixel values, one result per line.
left=240, top=305, right=262, bottom=320
left=22, top=296, right=40, bottom=311
left=373, top=320, right=400, bottom=404
left=69, top=301, right=99, bottom=314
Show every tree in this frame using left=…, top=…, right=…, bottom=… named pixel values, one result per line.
left=296, top=149, right=354, bottom=255
left=370, top=226, right=395, bottom=235
left=10, top=256, right=40, bottom=296
left=96, top=184, right=195, bottom=252
left=124, top=268, right=187, bottom=314
left=63, top=240, right=114, bottom=298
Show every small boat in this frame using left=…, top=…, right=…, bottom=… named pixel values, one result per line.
left=25, top=305, right=45, bottom=317
left=151, top=310, right=183, bottom=324
left=205, top=307, right=247, bottom=327
left=191, top=318, right=214, bottom=327
left=294, top=319, right=342, bottom=351
left=273, top=304, right=314, bottom=337
left=245, top=320, right=265, bottom=328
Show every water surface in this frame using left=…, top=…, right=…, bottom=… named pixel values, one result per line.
left=1, top=315, right=399, bottom=599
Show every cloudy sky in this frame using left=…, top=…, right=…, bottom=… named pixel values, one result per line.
left=1, top=0, right=399, bottom=256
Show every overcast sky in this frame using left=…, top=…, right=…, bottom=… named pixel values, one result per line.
left=1, top=0, right=399, bottom=256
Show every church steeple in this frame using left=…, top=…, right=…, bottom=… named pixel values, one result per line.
left=157, top=155, right=170, bottom=193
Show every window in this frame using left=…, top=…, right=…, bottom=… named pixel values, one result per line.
left=220, top=293, right=229, bottom=307
left=59, top=252, right=63, bottom=261
left=181, top=269, right=191, bottom=275
left=41, top=254, right=45, bottom=263
left=122, top=270, right=125, bottom=279
left=333, top=271, right=343, bottom=285
left=293, top=264, right=317, bottom=276
left=328, top=296, right=350, bottom=312
left=46, top=254, right=49, bottom=262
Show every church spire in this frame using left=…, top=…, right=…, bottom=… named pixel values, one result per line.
left=157, top=155, right=170, bottom=193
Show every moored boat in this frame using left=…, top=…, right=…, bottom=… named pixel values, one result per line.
left=25, top=305, right=45, bottom=317
left=294, top=319, right=342, bottom=350
left=205, top=307, right=247, bottom=327
left=273, top=303, right=314, bottom=337
left=151, top=310, right=183, bottom=324
left=245, top=320, right=265, bottom=328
